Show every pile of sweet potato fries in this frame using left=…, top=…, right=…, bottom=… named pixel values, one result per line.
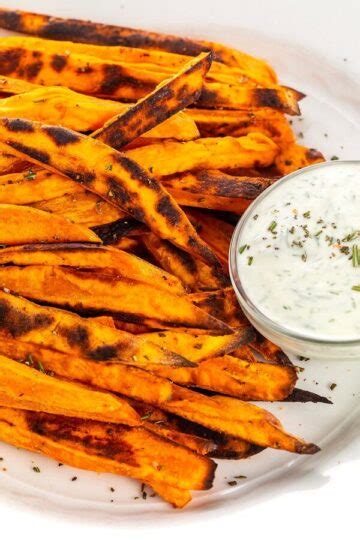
left=0, top=7, right=324, bottom=508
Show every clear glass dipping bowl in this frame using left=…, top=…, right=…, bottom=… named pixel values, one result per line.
left=229, top=160, right=360, bottom=360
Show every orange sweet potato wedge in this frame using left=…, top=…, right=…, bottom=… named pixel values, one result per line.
left=0, top=408, right=216, bottom=497
left=0, top=291, right=190, bottom=367
left=0, top=353, right=140, bottom=425
left=0, top=203, right=100, bottom=245
left=0, top=243, right=185, bottom=295
left=0, top=265, right=231, bottom=333
left=0, top=336, right=318, bottom=454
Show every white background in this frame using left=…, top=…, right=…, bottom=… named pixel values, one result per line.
left=1, top=0, right=360, bottom=538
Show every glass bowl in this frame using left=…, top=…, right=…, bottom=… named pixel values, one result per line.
left=229, top=160, right=360, bottom=360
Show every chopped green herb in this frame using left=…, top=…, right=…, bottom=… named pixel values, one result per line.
left=23, top=170, right=36, bottom=181
left=32, top=466, right=40, bottom=473
left=234, top=475, right=247, bottom=479
left=247, top=256, right=253, bottom=266
left=227, top=480, right=237, bottom=487
left=268, top=221, right=277, bottom=233
left=352, top=245, right=360, bottom=267
left=140, top=413, right=152, bottom=421
left=330, top=156, right=339, bottom=161
left=351, top=285, right=360, bottom=292
left=329, top=383, right=337, bottom=390
left=239, top=244, right=248, bottom=254
left=303, top=211, right=311, bottom=218
left=105, top=164, right=113, bottom=171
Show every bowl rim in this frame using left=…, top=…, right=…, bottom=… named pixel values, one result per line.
left=229, top=159, right=360, bottom=347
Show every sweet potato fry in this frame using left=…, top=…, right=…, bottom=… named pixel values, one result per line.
left=0, top=8, right=277, bottom=84
left=162, top=170, right=274, bottom=213
left=189, top=288, right=249, bottom=327
left=249, top=331, right=293, bottom=366
left=0, top=168, right=82, bottom=204
left=140, top=328, right=254, bottom=362
left=197, top=84, right=301, bottom=114
left=0, top=142, right=30, bottom=173
left=0, top=83, right=199, bottom=140
left=0, top=353, right=140, bottom=425
left=0, top=336, right=317, bottom=453
left=0, top=243, right=186, bottom=294
left=0, top=408, right=216, bottom=494
left=188, top=107, right=295, bottom=145
left=0, top=291, right=189, bottom=367
left=143, top=233, right=230, bottom=291
left=0, top=39, right=299, bottom=112
left=33, top=191, right=127, bottom=227
left=148, top=482, right=192, bottom=508
left=0, top=266, right=230, bottom=333
left=274, top=143, right=325, bottom=175
left=0, top=204, right=100, bottom=245
left=0, top=117, right=221, bottom=268
left=93, top=52, right=211, bottom=149
left=153, top=355, right=297, bottom=400
left=126, top=133, right=279, bottom=176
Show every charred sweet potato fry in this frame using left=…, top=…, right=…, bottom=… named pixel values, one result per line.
left=188, top=107, right=295, bottom=145
left=0, top=353, right=140, bottom=424
left=93, top=52, right=211, bottom=149
left=0, top=142, right=30, bottom=173
left=143, top=233, right=230, bottom=291
left=153, top=355, right=297, bottom=400
left=0, top=337, right=317, bottom=453
left=91, top=218, right=147, bottom=245
left=0, top=291, right=189, bottom=367
left=0, top=117, right=221, bottom=268
left=162, top=170, right=274, bottom=213
left=0, top=38, right=299, bottom=112
left=274, top=143, right=324, bottom=175
left=0, top=243, right=186, bottom=294
left=189, top=288, right=249, bottom=327
left=0, top=82, right=199, bottom=140
left=0, top=408, right=216, bottom=494
left=126, top=133, right=278, bottom=176
left=0, top=265, right=230, bottom=333
left=0, top=204, right=100, bottom=245
left=140, top=328, right=254, bottom=362
left=0, top=8, right=277, bottom=84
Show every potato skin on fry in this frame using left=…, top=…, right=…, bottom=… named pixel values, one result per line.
left=0, top=117, right=221, bottom=269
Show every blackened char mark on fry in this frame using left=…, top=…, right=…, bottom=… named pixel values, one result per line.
left=115, top=155, right=161, bottom=191
left=92, top=218, right=145, bottom=245
left=4, top=118, right=34, bottom=132
left=156, top=195, right=181, bottom=226
left=0, top=297, right=54, bottom=337
left=57, top=323, right=120, bottom=361
left=44, top=126, right=80, bottom=146
left=24, top=60, right=43, bottom=79
left=193, top=171, right=272, bottom=199
left=254, top=88, right=283, bottom=109
left=87, top=345, right=118, bottom=361
left=285, top=388, right=332, bottom=404
left=188, top=235, right=223, bottom=271
left=0, top=48, right=22, bottom=75
left=25, top=411, right=138, bottom=465
left=5, top=140, right=50, bottom=165
left=50, top=54, right=68, bottom=72
left=99, top=64, right=153, bottom=96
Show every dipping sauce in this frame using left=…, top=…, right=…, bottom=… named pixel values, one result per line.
left=236, top=161, right=360, bottom=341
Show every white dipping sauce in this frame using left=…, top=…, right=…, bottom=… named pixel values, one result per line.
left=237, top=161, right=360, bottom=341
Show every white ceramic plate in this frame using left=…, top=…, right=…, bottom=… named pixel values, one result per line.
left=0, top=2, right=359, bottom=527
